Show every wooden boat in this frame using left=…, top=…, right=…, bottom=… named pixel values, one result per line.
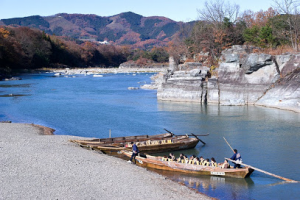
left=121, top=150, right=254, bottom=179
left=70, top=132, right=173, bottom=145
left=71, top=134, right=200, bottom=154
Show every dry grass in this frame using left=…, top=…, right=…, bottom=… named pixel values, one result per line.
left=258, top=45, right=297, bottom=55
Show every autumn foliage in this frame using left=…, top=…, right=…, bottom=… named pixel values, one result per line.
left=0, top=26, right=129, bottom=78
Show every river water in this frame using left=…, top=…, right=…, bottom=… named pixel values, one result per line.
left=0, top=72, right=299, bottom=200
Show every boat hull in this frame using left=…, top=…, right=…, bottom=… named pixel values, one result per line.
left=81, top=138, right=199, bottom=154
left=122, top=151, right=254, bottom=179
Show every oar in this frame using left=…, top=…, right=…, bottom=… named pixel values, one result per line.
left=164, top=128, right=174, bottom=136
left=191, top=133, right=206, bottom=145
left=226, top=158, right=298, bottom=183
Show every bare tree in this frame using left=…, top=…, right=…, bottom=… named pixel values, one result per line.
left=193, top=0, right=241, bottom=66
left=197, top=0, right=240, bottom=27
left=273, top=0, right=300, bottom=50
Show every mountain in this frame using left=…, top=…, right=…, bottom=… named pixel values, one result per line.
left=0, top=12, right=195, bottom=49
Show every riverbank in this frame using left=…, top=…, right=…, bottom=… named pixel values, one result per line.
left=0, top=122, right=210, bottom=200
left=49, top=67, right=167, bottom=75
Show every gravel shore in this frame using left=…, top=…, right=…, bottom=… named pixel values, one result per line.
left=0, top=123, right=210, bottom=200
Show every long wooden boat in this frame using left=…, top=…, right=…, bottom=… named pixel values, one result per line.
left=70, top=132, right=173, bottom=145
left=121, top=150, right=254, bottom=179
left=71, top=134, right=200, bottom=154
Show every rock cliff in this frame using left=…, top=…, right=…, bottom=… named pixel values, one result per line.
left=156, top=45, right=300, bottom=113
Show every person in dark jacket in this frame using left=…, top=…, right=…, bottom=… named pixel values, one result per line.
left=128, top=142, right=139, bottom=164
left=230, top=149, right=242, bottom=168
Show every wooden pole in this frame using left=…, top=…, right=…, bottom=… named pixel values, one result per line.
left=226, top=158, right=298, bottom=183
left=175, top=134, right=209, bottom=137
left=223, top=137, right=234, bottom=152
left=191, top=133, right=206, bottom=145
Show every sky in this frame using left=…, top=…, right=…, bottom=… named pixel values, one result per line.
left=0, top=0, right=276, bottom=22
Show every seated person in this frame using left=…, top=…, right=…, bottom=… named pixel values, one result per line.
left=210, top=157, right=217, bottom=167
left=219, top=159, right=230, bottom=168
left=184, top=155, right=189, bottom=164
left=162, top=155, right=168, bottom=161
left=168, top=153, right=177, bottom=161
left=189, top=155, right=195, bottom=164
left=199, top=156, right=205, bottom=165
left=194, top=157, right=200, bottom=165
left=203, top=158, right=210, bottom=166
left=177, top=153, right=184, bottom=163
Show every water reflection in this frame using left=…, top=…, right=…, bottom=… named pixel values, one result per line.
left=0, top=94, right=30, bottom=97
left=0, top=83, right=32, bottom=88
left=148, top=168, right=254, bottom=200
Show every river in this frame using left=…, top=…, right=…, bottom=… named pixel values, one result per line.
left=0, top=72, right=299, bottom=200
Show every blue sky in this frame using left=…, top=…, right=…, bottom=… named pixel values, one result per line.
left=0, top=0, right=275, bottom=22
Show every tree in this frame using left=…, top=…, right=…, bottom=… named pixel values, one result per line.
left=272, top=0, right=300, bottom=50
left=198, top=0, right=240, bottom=27
left=193, top=0, right=241, bottom=65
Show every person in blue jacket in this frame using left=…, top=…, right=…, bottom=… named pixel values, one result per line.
left=230, top=149, right=242, bottom=168
left=128, top=142, right=139, bottom=164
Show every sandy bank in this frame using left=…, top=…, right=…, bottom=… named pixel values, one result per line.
left=50, top=67, right=166, bottom=75
left=0, top=123, right=210, bottom=200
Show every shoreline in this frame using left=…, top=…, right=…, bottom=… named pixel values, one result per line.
left=0, top=122, right=211, bottom=200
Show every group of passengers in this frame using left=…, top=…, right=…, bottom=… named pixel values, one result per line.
left=163, top=153, right=230, bottom=168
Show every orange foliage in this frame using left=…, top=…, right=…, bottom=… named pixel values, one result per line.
left=242, top=7, right=278, bottom=28
left=0, top=27, right=10, bottom=38
left=213, top=29, right=232, bottom=50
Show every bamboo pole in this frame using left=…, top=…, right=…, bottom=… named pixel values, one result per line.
left=226, top=158, right=298, bottom=183
left=223, top=137, right=234, bottom=152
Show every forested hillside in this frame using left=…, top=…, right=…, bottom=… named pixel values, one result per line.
left=0, top=26, right=129, bottom=78
left=0, top=12, right=193, bottom=49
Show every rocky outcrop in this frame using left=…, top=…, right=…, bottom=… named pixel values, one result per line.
left=255, top=55, right=300, bottom=112
left=156, top=45, right=300, bottom=113
left=157, top=66, right=210, bottom=103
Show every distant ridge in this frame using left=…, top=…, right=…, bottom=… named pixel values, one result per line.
left=0, top=12, right=195, bottom=48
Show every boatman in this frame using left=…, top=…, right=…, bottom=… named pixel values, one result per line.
left=128, top=142, right=139, bottom=164
left=230, top=149, right=242, bottom=168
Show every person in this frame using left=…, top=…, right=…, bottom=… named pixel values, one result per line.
left=203, top=158, right=210, bottom=166
left=177, top=153, right=184, bottom=163
left=188, top=155, right=195, bottom=164
left=219, top=159, right=230, bottom=169
left=211, top=157, right=217, bottom=167
left=199, top=156, right=205, bottom=165
left=194, top=157, right=200, bottom=165
left=230, top=149, right=242, bottom=168
left=128, top=142, right=139, bottom=164
left=168, top=153, right=177, bottom=161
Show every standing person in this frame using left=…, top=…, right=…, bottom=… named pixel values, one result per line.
left=128, top=142, right=139, bottom=164
left=230, top=149, right=242, bottom=168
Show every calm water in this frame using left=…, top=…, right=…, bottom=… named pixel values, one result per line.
left=0, top=72, right=299, bottom=200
